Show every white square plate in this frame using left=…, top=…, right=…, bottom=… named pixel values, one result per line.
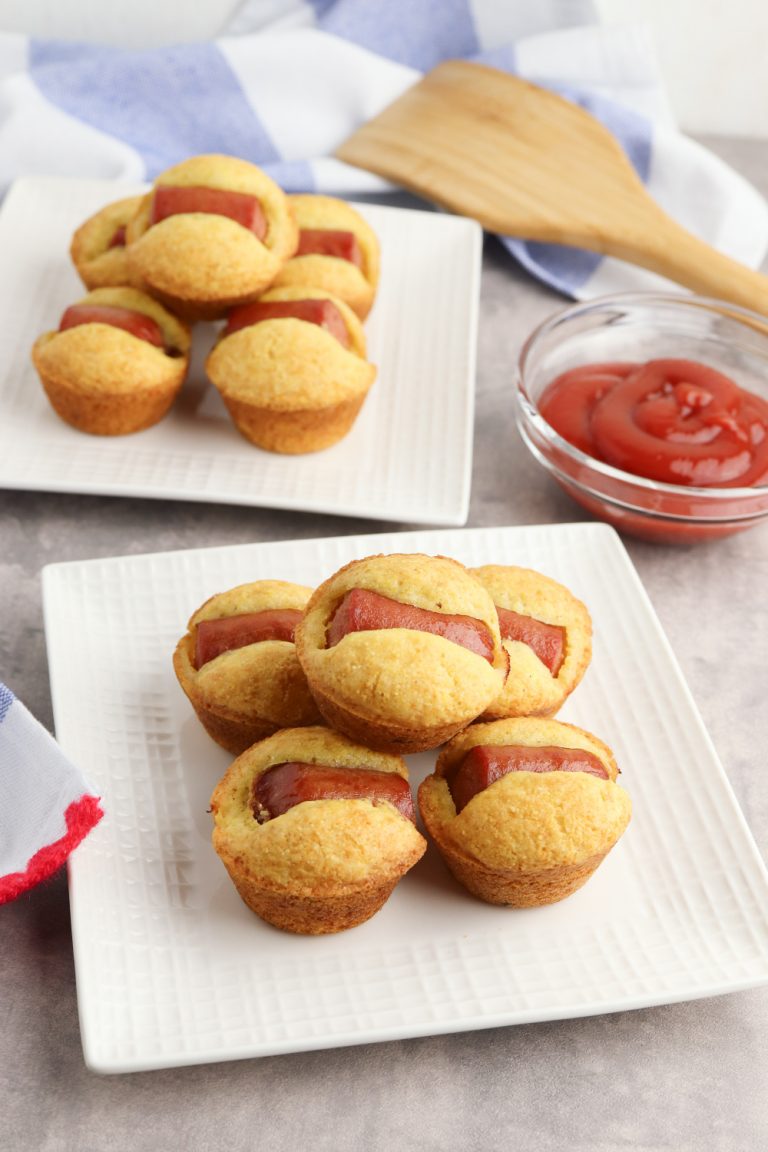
left=42, top=523, right=768, bottom=1074
left=0, top=177, right=481, bottom=524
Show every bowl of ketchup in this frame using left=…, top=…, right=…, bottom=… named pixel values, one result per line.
left=515, top=292, right=768, bottom=543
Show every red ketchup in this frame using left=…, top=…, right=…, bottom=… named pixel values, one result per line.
left=538, top=359, right=768, bottom=542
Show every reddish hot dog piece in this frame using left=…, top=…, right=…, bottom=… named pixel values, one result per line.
left=296, top=229, right=363, bottom=268
left=59, top=304, right=165, bottom=348
left=150, top=185, right=267, bottom=240
left=224, top=298, right=350, bottom=348
left=108, top=224, right=127, bottom=249
left=195, top=608, right=303, bottom=669
left=251, top=761, right=415, bottom=822
left=496, top=607, right=566, bottom=676
left=446, top=744, right=609, bottom=814
left=326, top=588, right=495, bottom=663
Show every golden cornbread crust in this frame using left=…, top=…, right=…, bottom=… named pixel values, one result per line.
left=210, top=726, right=427, bottom=933
left=418, top=717, right=631, bottom=907
left=125, top=154, right=298, bottom=320
left=173, top=580, right=322, bottom=755
left=273, top=194, right=381, bottom=318
left=31, top=287, right=190, bottom=435
left=69, top=195, right=143, bottom=290
left=295, top=554, right=509, bottom=754
left=471, top=565, right=592, bottom=719
left=221, top=392, right=368, bottom=455
left=206, top=286, right=376, bottom=454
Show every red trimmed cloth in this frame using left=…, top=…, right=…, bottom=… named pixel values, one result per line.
left=0, top=682, right=103, bottom=904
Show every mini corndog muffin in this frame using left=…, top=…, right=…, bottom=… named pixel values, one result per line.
left=295, top=553, right=509, bottom=754
left=31, top=286, right=190, bottom=435
left=206, top=285, right=376, bottom=454
left=173, top=580, right=322, bottom=755
left=70, top=195, right=143, bottom=290
left=125, top=154, right=298, bottom=320
left=418, top=717, right=631, bottom=908
left=210, top=726, right=427, bottom=934
left=272, top=194, right=381, bottom=319
left=471, top=565, right=592, bottom=719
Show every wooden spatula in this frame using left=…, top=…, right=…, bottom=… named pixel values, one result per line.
left=336, top=60, right=768, bottom=314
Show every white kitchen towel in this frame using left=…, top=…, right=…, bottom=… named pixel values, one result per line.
left=0, top=682, right=102, bottom=904
left=0, top=0, right=766, bottom=299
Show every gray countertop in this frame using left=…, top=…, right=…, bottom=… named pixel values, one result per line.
left=2, top=136, right=767, bottom=1151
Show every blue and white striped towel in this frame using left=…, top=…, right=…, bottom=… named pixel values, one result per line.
left=0, top=0, right=766, bottom=300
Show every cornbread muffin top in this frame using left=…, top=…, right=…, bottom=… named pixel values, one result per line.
left=210, top=726, right=425, bottom=889
left=205, top=286, right=374, bottom=410
left=125, top=154, right=298, bottom=304
left=32, top=286, right=191, bottom=396
left=273, top=194, right=380, bottom=315
left=187, top=579, right=312, bottom=626
left=422, top=717, right=631, bottom=872
left=174, top=580, right=317, bottom=723
left=296, top=554, right=508, bottom=730
left=69, top=195, right=143, bottom=289
left=471, top=565, right=592, bottom=718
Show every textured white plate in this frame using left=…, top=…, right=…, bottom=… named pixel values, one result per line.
left=0, top=177, right=480, bottom=524
left=42, top=523, right=768, bottom=1074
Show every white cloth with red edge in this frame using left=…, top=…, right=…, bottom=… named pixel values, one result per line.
left=0, top=682, right=102, bottom=903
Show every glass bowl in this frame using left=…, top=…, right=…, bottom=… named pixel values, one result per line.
left=515, top=292, right=768, bottom=543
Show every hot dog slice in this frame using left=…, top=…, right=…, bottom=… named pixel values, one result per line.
left=296, top=229, right=363, bottom=268
left=150, top=186, right=267, bottom=240
left=59, top=304, right=165, bottom=348
left=195, top=609, right=303, bottom=669
left=326, top=588, right=495, bottom=662
left=224, top=298, right=350, bottom=348
left=108, top=224, right=127, bottom=249
left=446, top=744, right=609, bottom=814
left=496, top=607, right=566, bottom=676
left=251, top=761, right=415, bottom=822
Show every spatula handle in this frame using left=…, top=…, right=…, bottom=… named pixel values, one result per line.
left=611, top=205, right=768, bottom=317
